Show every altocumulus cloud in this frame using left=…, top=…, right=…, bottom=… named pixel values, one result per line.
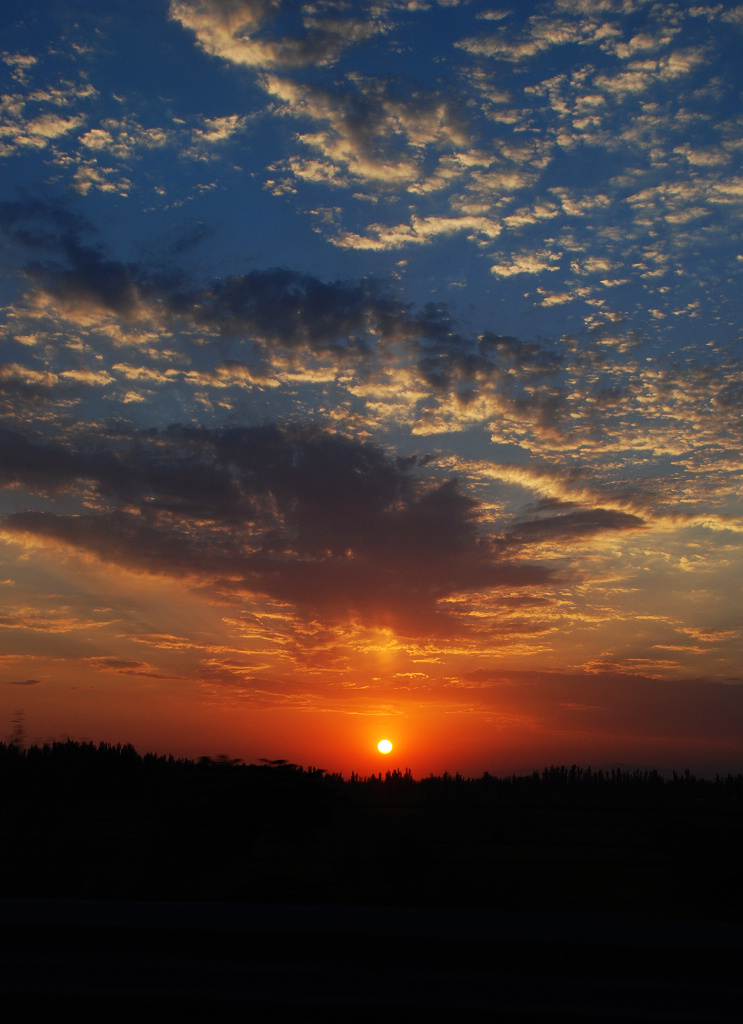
left=1, top=197, right=565, bottom=399
left=169, top=0, right=390, bottom=71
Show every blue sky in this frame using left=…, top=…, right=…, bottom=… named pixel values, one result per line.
left=1, top=0, right=742, bottom=774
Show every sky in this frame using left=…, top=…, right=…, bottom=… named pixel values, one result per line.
left=1, top=0, right=742, bottom=778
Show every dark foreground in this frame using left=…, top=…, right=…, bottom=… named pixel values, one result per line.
left=2, top=742, right=742, bottom=1018
left=3, top=741, right=743, bottom=918
left=2, top=898, right=742, bottom=1022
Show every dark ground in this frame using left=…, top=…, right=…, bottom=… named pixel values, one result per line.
left=2, top=743, right=742, bottom=918
left=2, top=742, right=742, bottom=1019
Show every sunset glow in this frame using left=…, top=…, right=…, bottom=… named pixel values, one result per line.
left=378, top=741, right=393, bottom=755
left=1, top=0, right=742, bottom=778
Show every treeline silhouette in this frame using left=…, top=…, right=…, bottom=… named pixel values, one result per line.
left=2, top=740, right=742, bottom=918
left=3, top=738, right=742, bottom=805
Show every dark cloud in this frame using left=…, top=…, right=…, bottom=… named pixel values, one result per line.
left=167, top=220, right=215, bottom=256
left=85, top=657, right=174, bottom=678
left=0, top=196, right=88, bottom=254
left=0, top=427, right=82, bottom=494
left=0, top=199, right=564, bottom=391
left=167, top=269, right=390, bottom=353
left=174, top=276, right=565, bottom=400
left=714, top=379, right=743, bottom=410
left=508, top=507, right=646, bottom=545
left=416, top=328, right=563, bottom=408
left=6, top=679, right=42, bottom=686
left=0, top=197, right=143, bottom=317
left=531, top=498, right=579, bottom=512
left=462, top=668, right=743, bottom=743
left=28, top=241, right=142, bottom=319
left=1, top=422, right=553, bottom=633
left=0, top=424, right=243, bottom=516
left=0, top=199, right=394, bottom=349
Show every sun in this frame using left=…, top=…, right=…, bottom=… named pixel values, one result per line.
left=377, top=739, right=393, bottom=754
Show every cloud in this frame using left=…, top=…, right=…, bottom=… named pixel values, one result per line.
left=0, top=605, right=111, bottom=633
left=169, top=0, right=390, bottom=70
left=3, top=199, right=741, bottom=527
left=83, top=657, right=174, bottom=678
left=414, top=330, right=562, bottom=395
left=0, top=423, right=243, bottom=513
left=459, top=667, right=743, bottom=743
left=0, top=199, right=563, bottom=399
left=0, top=44, right=248, bottom=189
left=1, top=200, right=399, bottom=347
left=721, top=5, right=743, bottom=26
left=1, top=423, right=553, bottom=635
left=590, top=43, right=708, bottom=100
left=261, top=72, right=469, bottom=190
left=333, top=213, right=502, bottom=250
left=0, top=64, right=97, bottom=158
left=0, top=363, right=58, bottom=413
left=507, top=507, right=646, bottom=546
left=455, top=9, right=619, bottom=63
left=2, top=52, right=38, bottom=84
left=490, top=249, right=562, bottom=276
left=5, top=678, right=42, bottom=686
left=169, top=267, right=397, bottom=352
left=0, top=198, right=147, bottom=317
left=78, top=117, right=178, bottom=161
